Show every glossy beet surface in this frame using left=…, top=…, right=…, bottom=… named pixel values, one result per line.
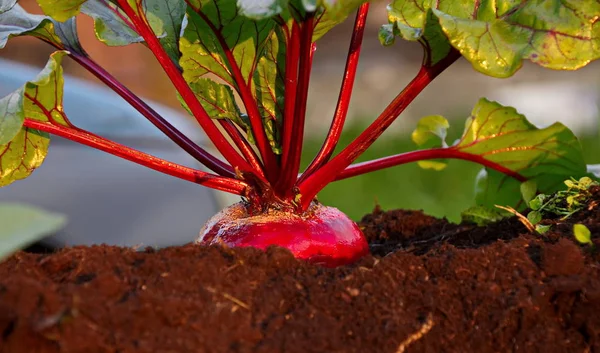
left=196, top=202, right=369, bottom=267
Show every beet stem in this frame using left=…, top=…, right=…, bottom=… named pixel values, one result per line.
left=71, top=54, right=235, bottom=178
left=300, top=3, right=370, bottom=182
left=276, top=15, right=315, bottom=197
left=298, top=51, right=461, bottom=209
left=194, top=10, right=279, bottom=182
left=23, top=119, right=248, bottom=194
left=336, top=147, right=527, bottom=182
left=116, top=1, right=257, bottom=178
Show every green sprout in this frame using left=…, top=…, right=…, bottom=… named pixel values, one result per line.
left=528, top=177, right=598, bottom=224
left=493, top=177, right=598, bottom=235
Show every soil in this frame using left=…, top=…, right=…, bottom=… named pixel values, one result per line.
left=1, top=187, right=600, bottom=353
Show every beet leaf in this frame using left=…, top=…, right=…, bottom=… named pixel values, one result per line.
left=0, top=52, right=67, bottom=187
left=412, top=98, right=590, bottom=208
left=382, top=0, right=600, bottom=77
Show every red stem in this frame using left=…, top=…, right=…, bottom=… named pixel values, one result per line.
left=298, top=51, right=461, bottom=209
left=71, top=54, right=235, bottom=177
left=280, top=21, right=301, bottom=170
left=23, top=119, right=248, bottom=195
left=336, top=147, right=527, bottom=182
left=300, top=4, right=369, bottom=181
left=276, top=16, right=315, bottom=197
left=194, top=10, right=279, bottom=181
left=218, top=119, right=265, bottom=178
left=115, top=1, right=256, bottom=176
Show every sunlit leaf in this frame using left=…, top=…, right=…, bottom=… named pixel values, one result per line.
left=178, top=78, right=248, bottom=130
left=36, top=0, right=87, bottom=22
left=411, top=115, right=449, bottom=170
left=0, top=51, right=70, bottom=187
left=0, top=203, right=66, bottom=261
left=573, top=223, right=592, bottom=245
left=180, top=2, right=283, bottom=152
left=313, top=0, right=369, bottom=41
left=181, top=3, right=275, bottom=88
left=384, top=0, right=600, bottom=76
left=459, top=98, right=587, bottom=207
left=253, top=27, right=286, bottom=153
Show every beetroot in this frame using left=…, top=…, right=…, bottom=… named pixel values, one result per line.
left=197, top=202, right=369, bottom=267
left=2, top=1, right=597, bottom=269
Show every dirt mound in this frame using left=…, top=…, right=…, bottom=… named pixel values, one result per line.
left=1, top=190, right=599, bottom=352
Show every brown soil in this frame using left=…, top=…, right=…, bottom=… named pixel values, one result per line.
left=1, top=188, right=600, bottom=353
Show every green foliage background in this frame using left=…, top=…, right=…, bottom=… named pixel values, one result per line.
left=303, top=123, right=600, bottom=222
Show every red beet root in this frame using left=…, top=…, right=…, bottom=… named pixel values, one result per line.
left=196, top=202, right=369, bottom=267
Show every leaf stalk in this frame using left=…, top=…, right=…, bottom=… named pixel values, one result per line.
left=276, top=15, right=315, bottom=197
left=297, top=51, right=461, bottom=209
left=335, top=147, right=528, bottom=182
left=115, top=0, right=258, bottom=179
left=300, top=3, right=370, bottom=181
left=71, top=54, right=235, bottom=177
left=23, top=119, right=247, bottom=195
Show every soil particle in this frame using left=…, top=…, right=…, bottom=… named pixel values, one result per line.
left=1, top=192, right=599, bottom=353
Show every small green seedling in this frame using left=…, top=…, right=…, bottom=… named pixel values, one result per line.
left=529, top=177, right=598, bottom=223
left=573, top=224, right=593, bottom=246
left=494, top=177, right=598, bottom=235
left=461, top=206, right=507, bottom=227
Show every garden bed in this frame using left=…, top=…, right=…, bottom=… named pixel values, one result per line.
left=1, top=188, right=599, bottom=353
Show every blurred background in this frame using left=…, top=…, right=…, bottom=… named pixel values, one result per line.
left=1, top=0, right=599, bottom=247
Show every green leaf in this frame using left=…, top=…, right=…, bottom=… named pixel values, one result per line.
left=36, top=0, right=86, bottom=22
left=0, top=89, right=24, bottom=145
left=81, top=0, right=143, bottom=46
left=529, top=194, right=546, bottom=211
left=253, top=27, right=286, bottom=154
left=460, top=99, right=587, bottom=208
left=382, top=3, right=453, bottom=66
left=535, top=224, right=551, bottom=235
left=411, top=114, right=449, bottom=170
left=0, top=3, right=82, bottom=52
left=384, top=0, right=600, bottom=76
left=527, top=210, right=542, bottom=225
left=520, top=180, right=537, bottom=203
left=313, top=0, right=369, bottom=41
left=180, top=3, right=283, bottom=152
left=113, top=0, right=186, bottom=62
left=181, top=4, right=275, bottom=88
left=145, top=0, right=186, bottom=64
left=573, top=224, right=592, bottom=245
left=412, top=115, right=449, bottom=148
left=1, top=51, right=70, bottom=187
left=179, top=78, right=247, bottom=127
left=0, top=203, right=66, bottom=261
left=444, top=98, right=587, bottom=209
left=461, top=205, right=507, bottom=226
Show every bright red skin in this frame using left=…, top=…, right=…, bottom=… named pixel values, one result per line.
left=196, top=203, right=369, bottom=267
